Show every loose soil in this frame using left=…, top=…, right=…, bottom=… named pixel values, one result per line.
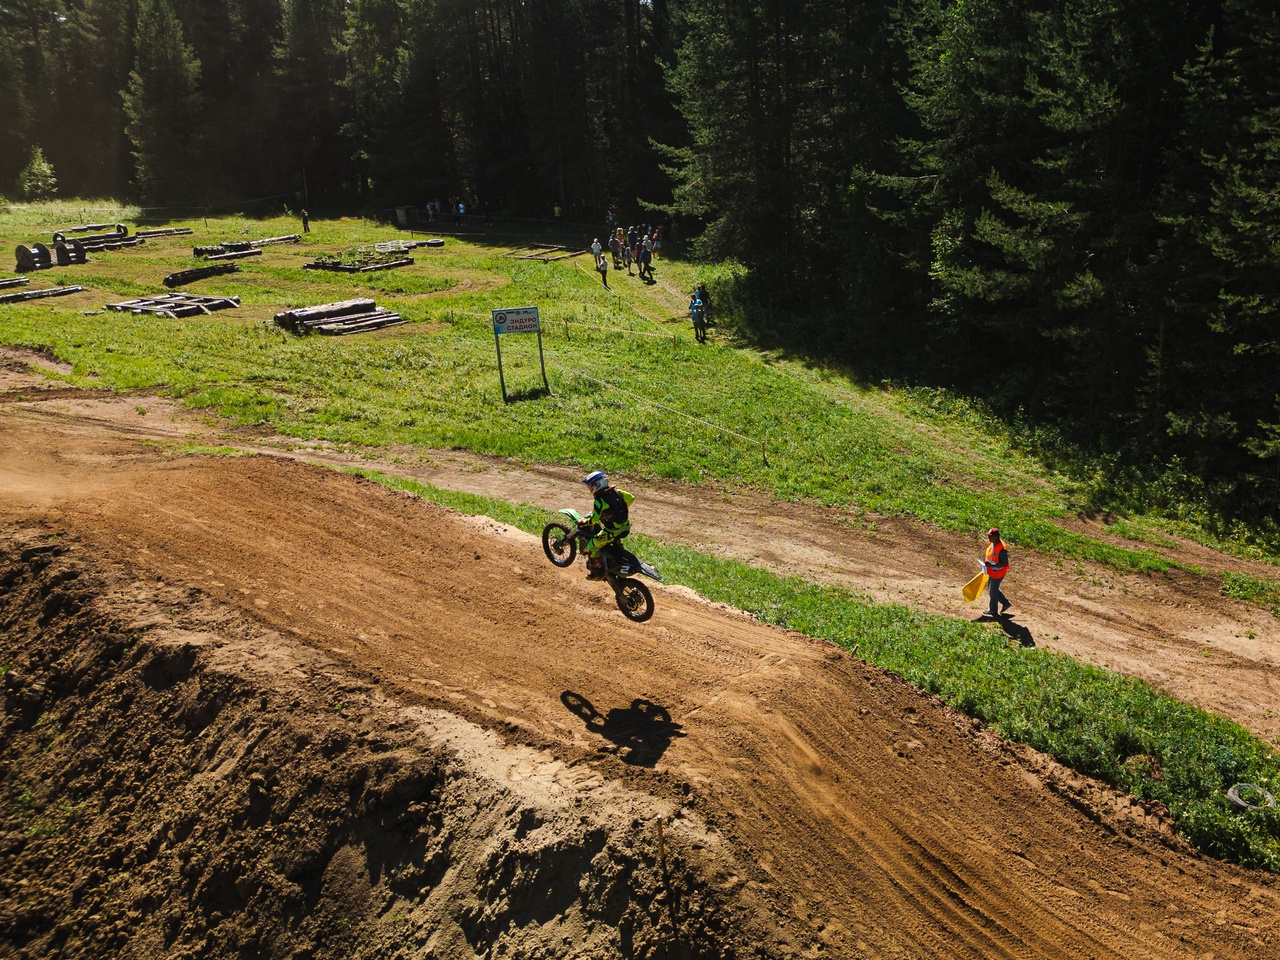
left=2, top=347, right=1279, bottom=959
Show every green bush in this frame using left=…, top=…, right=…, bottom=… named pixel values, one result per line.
left=17, top=147, right=57, bottom=200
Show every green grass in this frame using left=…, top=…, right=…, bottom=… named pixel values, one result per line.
left=1223, top=573, right=1280, bottom=619
left=6, top=203, right=1280, bottom=872
left=355, top=468, right=1280, bottom=872
left=0, top=210, right=1198, bottom=573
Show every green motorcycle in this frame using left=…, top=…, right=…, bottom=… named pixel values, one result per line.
left=541, top=509, right=663, bottom=623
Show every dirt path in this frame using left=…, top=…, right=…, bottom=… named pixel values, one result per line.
left=6, top=341, right=1278, bottom=749
left=2, top=352, right=1279, bottom=958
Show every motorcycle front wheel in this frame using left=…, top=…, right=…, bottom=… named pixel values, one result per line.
left=614, top=578, right=654, bottom=623
left=542, top=522, right=578, bottom=567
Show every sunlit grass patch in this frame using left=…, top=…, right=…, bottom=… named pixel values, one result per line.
left=1223, top=572, right=1280, bottom=619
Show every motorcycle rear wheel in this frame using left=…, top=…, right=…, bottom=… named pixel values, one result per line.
left=542, top=522, right=578, bottom=567
left=615, top=578, right=654, bottom=622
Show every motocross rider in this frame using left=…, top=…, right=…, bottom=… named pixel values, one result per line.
left=581, top=470, right=633, bottom=579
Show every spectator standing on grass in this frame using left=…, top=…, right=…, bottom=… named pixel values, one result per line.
left=609, top=232, right=621, bottom=267
left=301, top=209, right=309, bottom=233
left=638, top=242, right=652, bottom=282
left=695, top=284, right=712, bottom=325
left=597, top=254, right=610, bottom=288
left=983, top=527, right=1012, bottom=618
left=591, top=237, right=602, bottom=260
left=690, top=293, right=707, bottom=343
left=652, top=226, right=663, bottom=259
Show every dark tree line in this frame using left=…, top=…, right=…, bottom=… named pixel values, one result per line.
left=1, top=0, right=1277, bottom=531
left=665, top=0, right=1279, bottom=532
left=1, top=0, right=678, bottom=215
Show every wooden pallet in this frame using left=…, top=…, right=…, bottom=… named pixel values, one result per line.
left=106, top=292, right=240, bottom=318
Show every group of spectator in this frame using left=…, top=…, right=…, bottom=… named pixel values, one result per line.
left=588, top=222, right=713, bottom=345
left=423, top=199, right=492, bottom=226
left=592, top=224, right=665, bottom=287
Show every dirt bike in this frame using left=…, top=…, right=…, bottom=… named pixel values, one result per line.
left=541, top=509, right=663, bottom=622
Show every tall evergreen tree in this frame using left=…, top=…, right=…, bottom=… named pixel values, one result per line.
left=274, top=0, right=352, bottom=206
left=663, top=0, right=898, bottom=304
left=169, top=0, right=284, bottom=203
left=53, top=0, right=135, bottom=197
left=122, top=0, right=203, bottom=204
left=1154, top=3, right=1280, bottom=522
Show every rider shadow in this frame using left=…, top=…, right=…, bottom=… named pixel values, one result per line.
left=560, top=691, right=686, bottom=767
left=976, top=613, right=1036, bottom=648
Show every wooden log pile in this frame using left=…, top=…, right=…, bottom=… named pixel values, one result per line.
left=194, top=235, right=300, bottom=258
left=0, top=285, right=85, bottom=304
left=274, top=298, right=405, bottom=336
left=194, top=241, right=252, bottom=257
left=135, top=227, right=194, bottom=239
left=52, top=224, right=144, bottom=250
left=302, top=257, right=414, bottom=273
left=15, top=243, right=55, bottom=272
left=106, top=292, right=240, bottom=318
left=252, top=234, right=302, bottom=248
left=206, top=249, right=262, bottom=262
left=162, top=263, right=240, bottom=288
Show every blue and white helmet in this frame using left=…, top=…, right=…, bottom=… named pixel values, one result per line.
left=583, top=470, right=608, bottom=494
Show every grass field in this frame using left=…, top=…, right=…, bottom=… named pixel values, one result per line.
left=3, top=200, right=1279, bottom=870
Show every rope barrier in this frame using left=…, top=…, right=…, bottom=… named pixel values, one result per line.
left=570, top=258, right=688, bottom=339
left=548, top=361, right=768, bottom=464
left=420, top=279, right=767, bottom=461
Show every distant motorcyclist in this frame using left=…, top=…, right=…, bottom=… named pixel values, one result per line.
left=581, top=470, right=633, bottom=579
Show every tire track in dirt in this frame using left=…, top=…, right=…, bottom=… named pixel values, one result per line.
left=4, top=351, right=1277, bottom=746
left=3, top=410, right=1278, bottom=958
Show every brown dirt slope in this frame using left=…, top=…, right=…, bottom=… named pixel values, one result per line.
left=1, top=357, right=1278, bottom=959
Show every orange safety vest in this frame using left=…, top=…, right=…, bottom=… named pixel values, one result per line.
left=985, top=540, right=1009, bottom=579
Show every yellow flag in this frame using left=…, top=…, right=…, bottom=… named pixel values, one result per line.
left=962, top=571, right=988, bottom=603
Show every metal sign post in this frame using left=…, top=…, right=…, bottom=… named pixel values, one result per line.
left=492, top=306, right=549, bottom=402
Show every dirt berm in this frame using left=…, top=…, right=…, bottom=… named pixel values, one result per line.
left=1, top=383, right=1279, bottom=958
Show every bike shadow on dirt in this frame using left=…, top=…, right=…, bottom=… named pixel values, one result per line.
left=975, top=612, right=1037, bottom=648
left=560, top=691, right=686, bottom=767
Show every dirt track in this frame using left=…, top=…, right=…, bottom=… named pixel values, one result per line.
left=2, top=350, right=1279, bottom=958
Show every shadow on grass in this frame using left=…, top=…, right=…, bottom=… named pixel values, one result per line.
left=974, top=612, right=1037, bottom=648
left=503, top=386, right=551, bottom=403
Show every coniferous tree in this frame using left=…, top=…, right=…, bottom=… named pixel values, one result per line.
left=275, top=0, right=352, bottom=206
left=167, top=0, right=284, bottom=203
left=0, top=5, right=34, bottom=191
left=663, top=0, right=898, bottom=306
left=1155, top=3, right=1280, bottom=523
left=52, top=0, right=135, bottom=198
left=123, top=0, right=203, bottom=204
